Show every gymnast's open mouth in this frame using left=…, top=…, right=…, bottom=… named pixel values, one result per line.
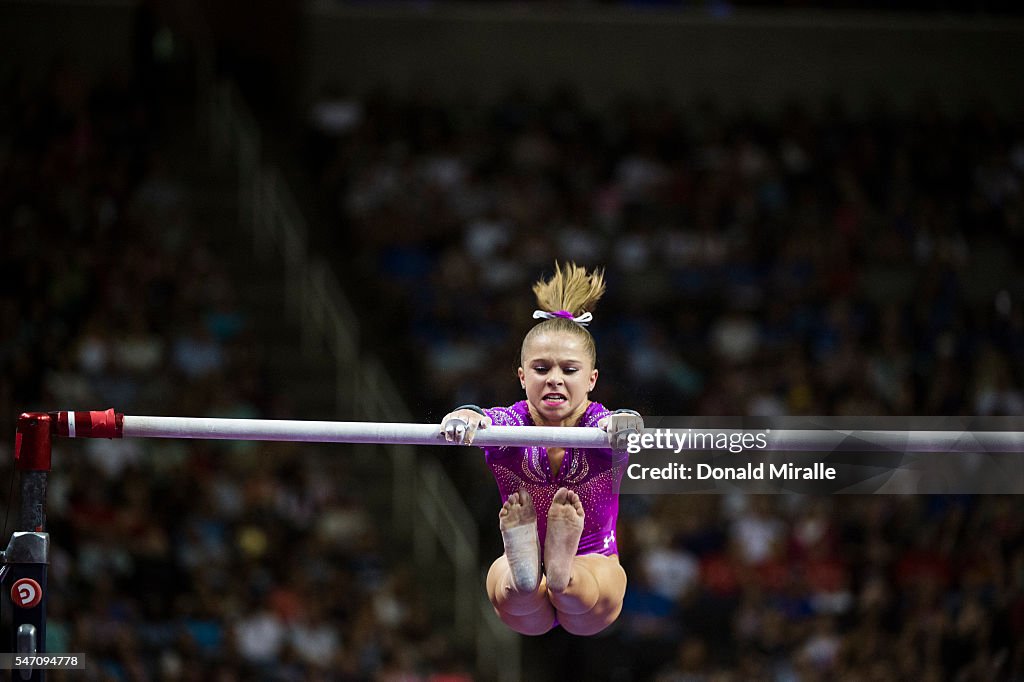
left=542, top=393, right=567, bottom=405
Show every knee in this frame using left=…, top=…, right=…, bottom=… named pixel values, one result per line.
left=487, top=569, right=548, bottom=616
left=593, top=588, right=624, bottom=618
left=557, top=582, right=626, bottom=636
left=496, top=606, right=556, bottom=636
left=586, top=557, right=627, bottom=608
left=485, top=556, right=510, bottom=606
left=612, top=563, right=628, bottom=599
left=486, top=556, right=508, bottom=584
left=558, top=604, right=621, bottom=636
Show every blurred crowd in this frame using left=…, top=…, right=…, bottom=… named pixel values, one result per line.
left=306, top=88, right=1024, bottom=423
left=0, top=65, right=469, bottom=681
left=608, top=493, right=1024, bottom=680
left=305, top=86, right=1024, bottom=680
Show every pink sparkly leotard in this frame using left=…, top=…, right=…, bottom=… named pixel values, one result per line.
left=482, top=401, right=628, bottom=556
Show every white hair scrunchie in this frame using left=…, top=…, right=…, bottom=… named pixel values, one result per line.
left=532, top=310, right=593, bottom=327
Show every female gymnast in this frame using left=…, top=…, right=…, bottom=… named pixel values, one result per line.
left=440, top=263, right=642, bottom=636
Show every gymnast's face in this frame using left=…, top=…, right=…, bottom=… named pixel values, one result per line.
left=518, top=331, right=598, bottom=427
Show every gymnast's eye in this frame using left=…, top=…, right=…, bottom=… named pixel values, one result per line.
left=533, top=365, right=549, bottom=373
left=564, top=366, right=579, bottom=374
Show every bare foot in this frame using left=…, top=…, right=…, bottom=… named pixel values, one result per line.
left=544, top=487, right=585, bottom=593
left=499, top=488, right=541, bottom=592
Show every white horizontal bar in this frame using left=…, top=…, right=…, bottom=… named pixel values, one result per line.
left=121, top=415, right=613, bottom=449
left=118, top=416, right=1024, bottom=453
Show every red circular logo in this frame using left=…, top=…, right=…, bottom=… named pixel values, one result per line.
left=11, top=578, right=42, bottom=609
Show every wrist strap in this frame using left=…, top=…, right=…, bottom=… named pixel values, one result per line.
left=454, top=404, right=487, bottom=417
left=612, top=409, right=641, bottom=417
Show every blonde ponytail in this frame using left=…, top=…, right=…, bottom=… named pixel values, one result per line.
left=532, top=262, right=606, bottom=317
left=521, top=263, right=605, bottom=367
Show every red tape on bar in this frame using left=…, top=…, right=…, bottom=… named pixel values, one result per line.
left=52, top=409, right=123, bottom=439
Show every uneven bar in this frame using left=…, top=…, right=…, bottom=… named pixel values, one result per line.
left=44, top=412, right=1024, bottom=453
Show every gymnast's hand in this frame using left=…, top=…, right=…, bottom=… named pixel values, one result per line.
left=441, top=406, right=493, bottom=445
left=598, top=409, right=644, bottom=452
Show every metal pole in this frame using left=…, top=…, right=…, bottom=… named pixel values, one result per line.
left=6, top=414, right=53, bottom=682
